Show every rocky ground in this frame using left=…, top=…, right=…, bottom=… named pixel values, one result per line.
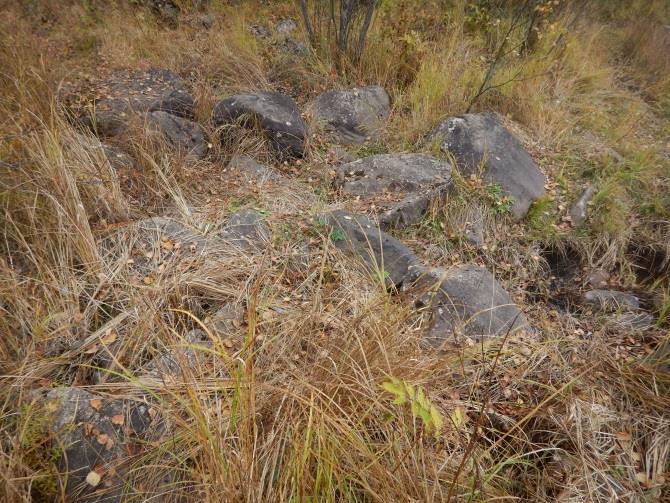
left=1, top=1, right=669, bottom=502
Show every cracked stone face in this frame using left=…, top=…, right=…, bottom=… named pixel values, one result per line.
left=430, top=112, right=545, bottom=219
left=311, top=86, right=390, bottom=144
left=334, top=153, right=453, bottom=228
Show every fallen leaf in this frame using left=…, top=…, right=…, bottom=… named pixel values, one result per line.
left=89, top=399, right=103, bottom=411
left=105, top=437, right=114, bottom=450
left=111, top=414, right=124, bottom=426
left=143, top=276, right=154, bottom=285
left=101, top=330, right=117, bottom=345
left=84, top=344, right=99, bottom=354
left=85, top=470, right=101, bottom=487
left=616, top=431, right=632, bottom=442
left=96, top=433, right=109, bottom=445
left=635, top=472, right=648, bottom=484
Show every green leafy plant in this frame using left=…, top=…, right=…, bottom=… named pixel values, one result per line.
left=485, top=184, right=514, bottom=214
left=330, top=228, right=346, bottom=242
left=381, top=377, right=444, bottom=436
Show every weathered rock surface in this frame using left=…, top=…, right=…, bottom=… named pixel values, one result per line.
left=334, top=153, right=452, bottom=228
left=276, top=18, right=298, bottom=35
left=311, top=86, right=390, bottom=144
left=607, top=312, right=656, bottom=330
left=45, top=387, right=154, bottom=501
left=85, top=69, right=194, bottom=137
left=322, top=210, right=422, bottom=289
left=143, top=329, right=215, bottom=380
left=430, top=112, right=545, bottom=219
left=583, top=289, right=640, bottom=312
left=146, top=111, right=208, bottom=159
left=228, top=154, right=285, bottom=183
left=569, top=185, right=595, bottom=226
left=218, top=209, right=270, bottom=252
left=414, top=265, right=530, bottom=345
left=212, top=92, right=308, bottom=157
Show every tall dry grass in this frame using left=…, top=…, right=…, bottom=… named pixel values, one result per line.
left=0, top=1, right=668, bottom=501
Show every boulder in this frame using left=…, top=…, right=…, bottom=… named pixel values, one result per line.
left=85, top=69, right=194, bottom=137
left=322, top=210, right=422, bottom=289
left=44, top=387, right=154, bottom=501
left=429, top=112, right=545, bottom=219
left=414, top=265, right=530, bottom=345
left=334, top=153, right=452, bottom=228
left=218, top=209, right=270, bottom=252
left=212, top=92, right=308, bottom=157
left=146, top=111, right=208, bottom=159
left=582, top=289, right=640, bottom=312
left=311, top=86, right=390, bottom=144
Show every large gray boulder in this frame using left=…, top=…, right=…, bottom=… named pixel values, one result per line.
left=311, top=86, right=390, bottom=144
left=322, top=210, right=422, bottom=289
left=429, top=112, right=545, bottom=219
left=146, top=111, right=208, bottom=159
left=44, top=387, right=154, bottom=501
left=334, top=153, right=452, bottom=228
left=414, top=265, right=530, bottom=345
left=84, top=69, right=194, bottom=137
left=212, top=92, right=308, bottom=157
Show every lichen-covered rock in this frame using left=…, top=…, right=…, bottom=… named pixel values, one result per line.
left=83, top=69, right=194, bottom=137
left=322, top=210, right=422, bottom=289
left=44, top=387, right=154, bottom=501
left=430, top=112, right=545, bottom=219
left=334, top=153, right=452, bottom=228
left=311, top=86, right=390, bottom=144
left=413, top=265, right=530, bottom=345
left=212, top=92, right=308, bottom=157
left=218, top=209, right=270, bottom=252
left=146, top=111, right=208, bottom=159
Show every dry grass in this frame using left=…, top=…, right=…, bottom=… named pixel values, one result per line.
left=1, top=1, right=669, bottom=501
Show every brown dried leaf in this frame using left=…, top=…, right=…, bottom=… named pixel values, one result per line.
left=111, top=414, right=124, bottom=426
left=96, top=433, right=109, bottom=445
left=89, top=399, right=103, bottom=411
left=101, top=330, right=117, bottom=345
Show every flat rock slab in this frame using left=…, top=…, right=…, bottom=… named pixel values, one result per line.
left=212, top=92, right=308, bottom=157
left=311, top=86, right=390, bottom=144
left=44, top=387, right=154, bottom=501
left=84, top=68, right=194, bottom=137
left=583, top=289, right=640, bottom=312
left=322, top=210, right=422, bottom=289
left=146, top=111, right=208, bottom=159
left=334, top=153, right=452, bottom=228
left=414, top=265, right=530, bottom=345
left=430, top=112, right=545, bottom=219
left=218, top=209, right=270, bottom=252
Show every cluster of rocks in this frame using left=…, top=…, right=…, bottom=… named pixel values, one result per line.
left=53, top=64, right=664, bottom=500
